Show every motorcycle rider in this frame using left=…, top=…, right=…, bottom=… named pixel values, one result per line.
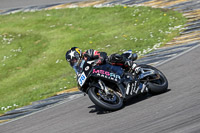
left=65, top=47, right=140, bottom=74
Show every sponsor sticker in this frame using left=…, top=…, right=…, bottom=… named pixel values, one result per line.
left=78, top=72, right=87, bottom=86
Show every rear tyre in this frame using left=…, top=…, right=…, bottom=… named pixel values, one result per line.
left=88, top=87, right=123, bottom=111
left=140, top=65, right=168, bottom=94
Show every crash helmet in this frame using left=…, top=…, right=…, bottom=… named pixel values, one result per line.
left=65, top=47, right=82, bottom=67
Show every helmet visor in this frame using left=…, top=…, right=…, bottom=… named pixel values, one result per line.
left=70, top=58, right=79, bottom=67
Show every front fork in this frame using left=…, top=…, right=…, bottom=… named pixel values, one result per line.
left=98, top=80, right=111, bottom=95
left=98, top=80, right=125, bottom=98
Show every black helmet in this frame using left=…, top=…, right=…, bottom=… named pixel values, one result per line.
left=66, top=47, right=82, bottom=67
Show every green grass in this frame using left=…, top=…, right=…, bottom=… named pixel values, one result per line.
left=0, top=6, right=186, bottom=113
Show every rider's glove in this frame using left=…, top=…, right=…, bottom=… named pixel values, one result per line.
left=87, top=59, right=101, bottom=66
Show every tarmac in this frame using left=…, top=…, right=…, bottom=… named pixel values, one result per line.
left=0, top=0, right=200, bottom=124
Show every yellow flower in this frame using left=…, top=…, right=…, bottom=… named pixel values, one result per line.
left=135, top=19, right=138, bottom=22
left=124, top=6, right=127, bottom=9
left=123, top=35, right=128, bottom=38
left=164, top=13, right=167, bottom=16
left=89, top=41, right=93, bottom=44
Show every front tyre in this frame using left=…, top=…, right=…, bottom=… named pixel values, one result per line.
left=140, top=65, right=168, bottom=94
left=88, top=87, right=123, bottom=111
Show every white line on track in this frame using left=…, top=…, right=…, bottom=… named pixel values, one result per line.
left=155, top=43, right=200, bottom=67
left=0, top=94, right=83, bottom=126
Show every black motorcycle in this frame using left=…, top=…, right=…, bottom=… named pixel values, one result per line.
left=73, top=52, right=168, bottom=111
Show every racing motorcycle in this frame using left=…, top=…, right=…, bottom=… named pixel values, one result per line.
left=73, top=51, right=168, bottom=111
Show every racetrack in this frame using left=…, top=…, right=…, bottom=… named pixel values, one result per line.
left=0, top=0, right=85, bottom=10
left=1, top=44, right=200, bottom=133
left=1, top=0, right=200, bottom=132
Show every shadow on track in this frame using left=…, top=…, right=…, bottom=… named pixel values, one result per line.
left=125, top=89, right=171, bottom=107
left=88, top=105, right=113, bottom=114
left=88, top=89, right=171, bottom=114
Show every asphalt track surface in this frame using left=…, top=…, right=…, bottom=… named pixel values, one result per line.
left=1, top=0, right=200, bottom=132
left=1, top=44, right=200, bottom=132
left=0, top=0, right=86, bottom=10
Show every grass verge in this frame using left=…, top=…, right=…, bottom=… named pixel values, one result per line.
left=0, top=6, right=186, bottom=114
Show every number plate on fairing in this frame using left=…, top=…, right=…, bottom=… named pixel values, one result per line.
left=78, top=72, right=87, bottom=86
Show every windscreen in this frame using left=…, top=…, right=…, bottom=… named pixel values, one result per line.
left=72, top=59, right=85, bottom=75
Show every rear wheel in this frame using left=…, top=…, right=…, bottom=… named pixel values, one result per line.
left=88, top=87, right=123, bottom=111
left=140, top=65, right=168, bottom=94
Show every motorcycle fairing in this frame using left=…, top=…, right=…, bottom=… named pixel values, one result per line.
left=91, top=64, right=124, bottom=82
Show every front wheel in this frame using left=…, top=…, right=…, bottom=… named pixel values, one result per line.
left=88, top=87, right=123, bottom=111
left=139, top=64, right=168, bottom=94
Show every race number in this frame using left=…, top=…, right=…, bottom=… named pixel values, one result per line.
left=78, top=72, right=87, bottom=86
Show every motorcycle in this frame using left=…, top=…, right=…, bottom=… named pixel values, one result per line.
left=73, top=51, right=168, bottom=111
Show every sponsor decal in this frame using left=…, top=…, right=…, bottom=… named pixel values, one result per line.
left=93, top=69, right=121, bottom=81
left=85, top=66, right=90, bottom=71
left=78, top=72, right=86, bottom=86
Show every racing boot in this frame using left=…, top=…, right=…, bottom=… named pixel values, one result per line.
left=124, top=60, right=141, bottom=74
